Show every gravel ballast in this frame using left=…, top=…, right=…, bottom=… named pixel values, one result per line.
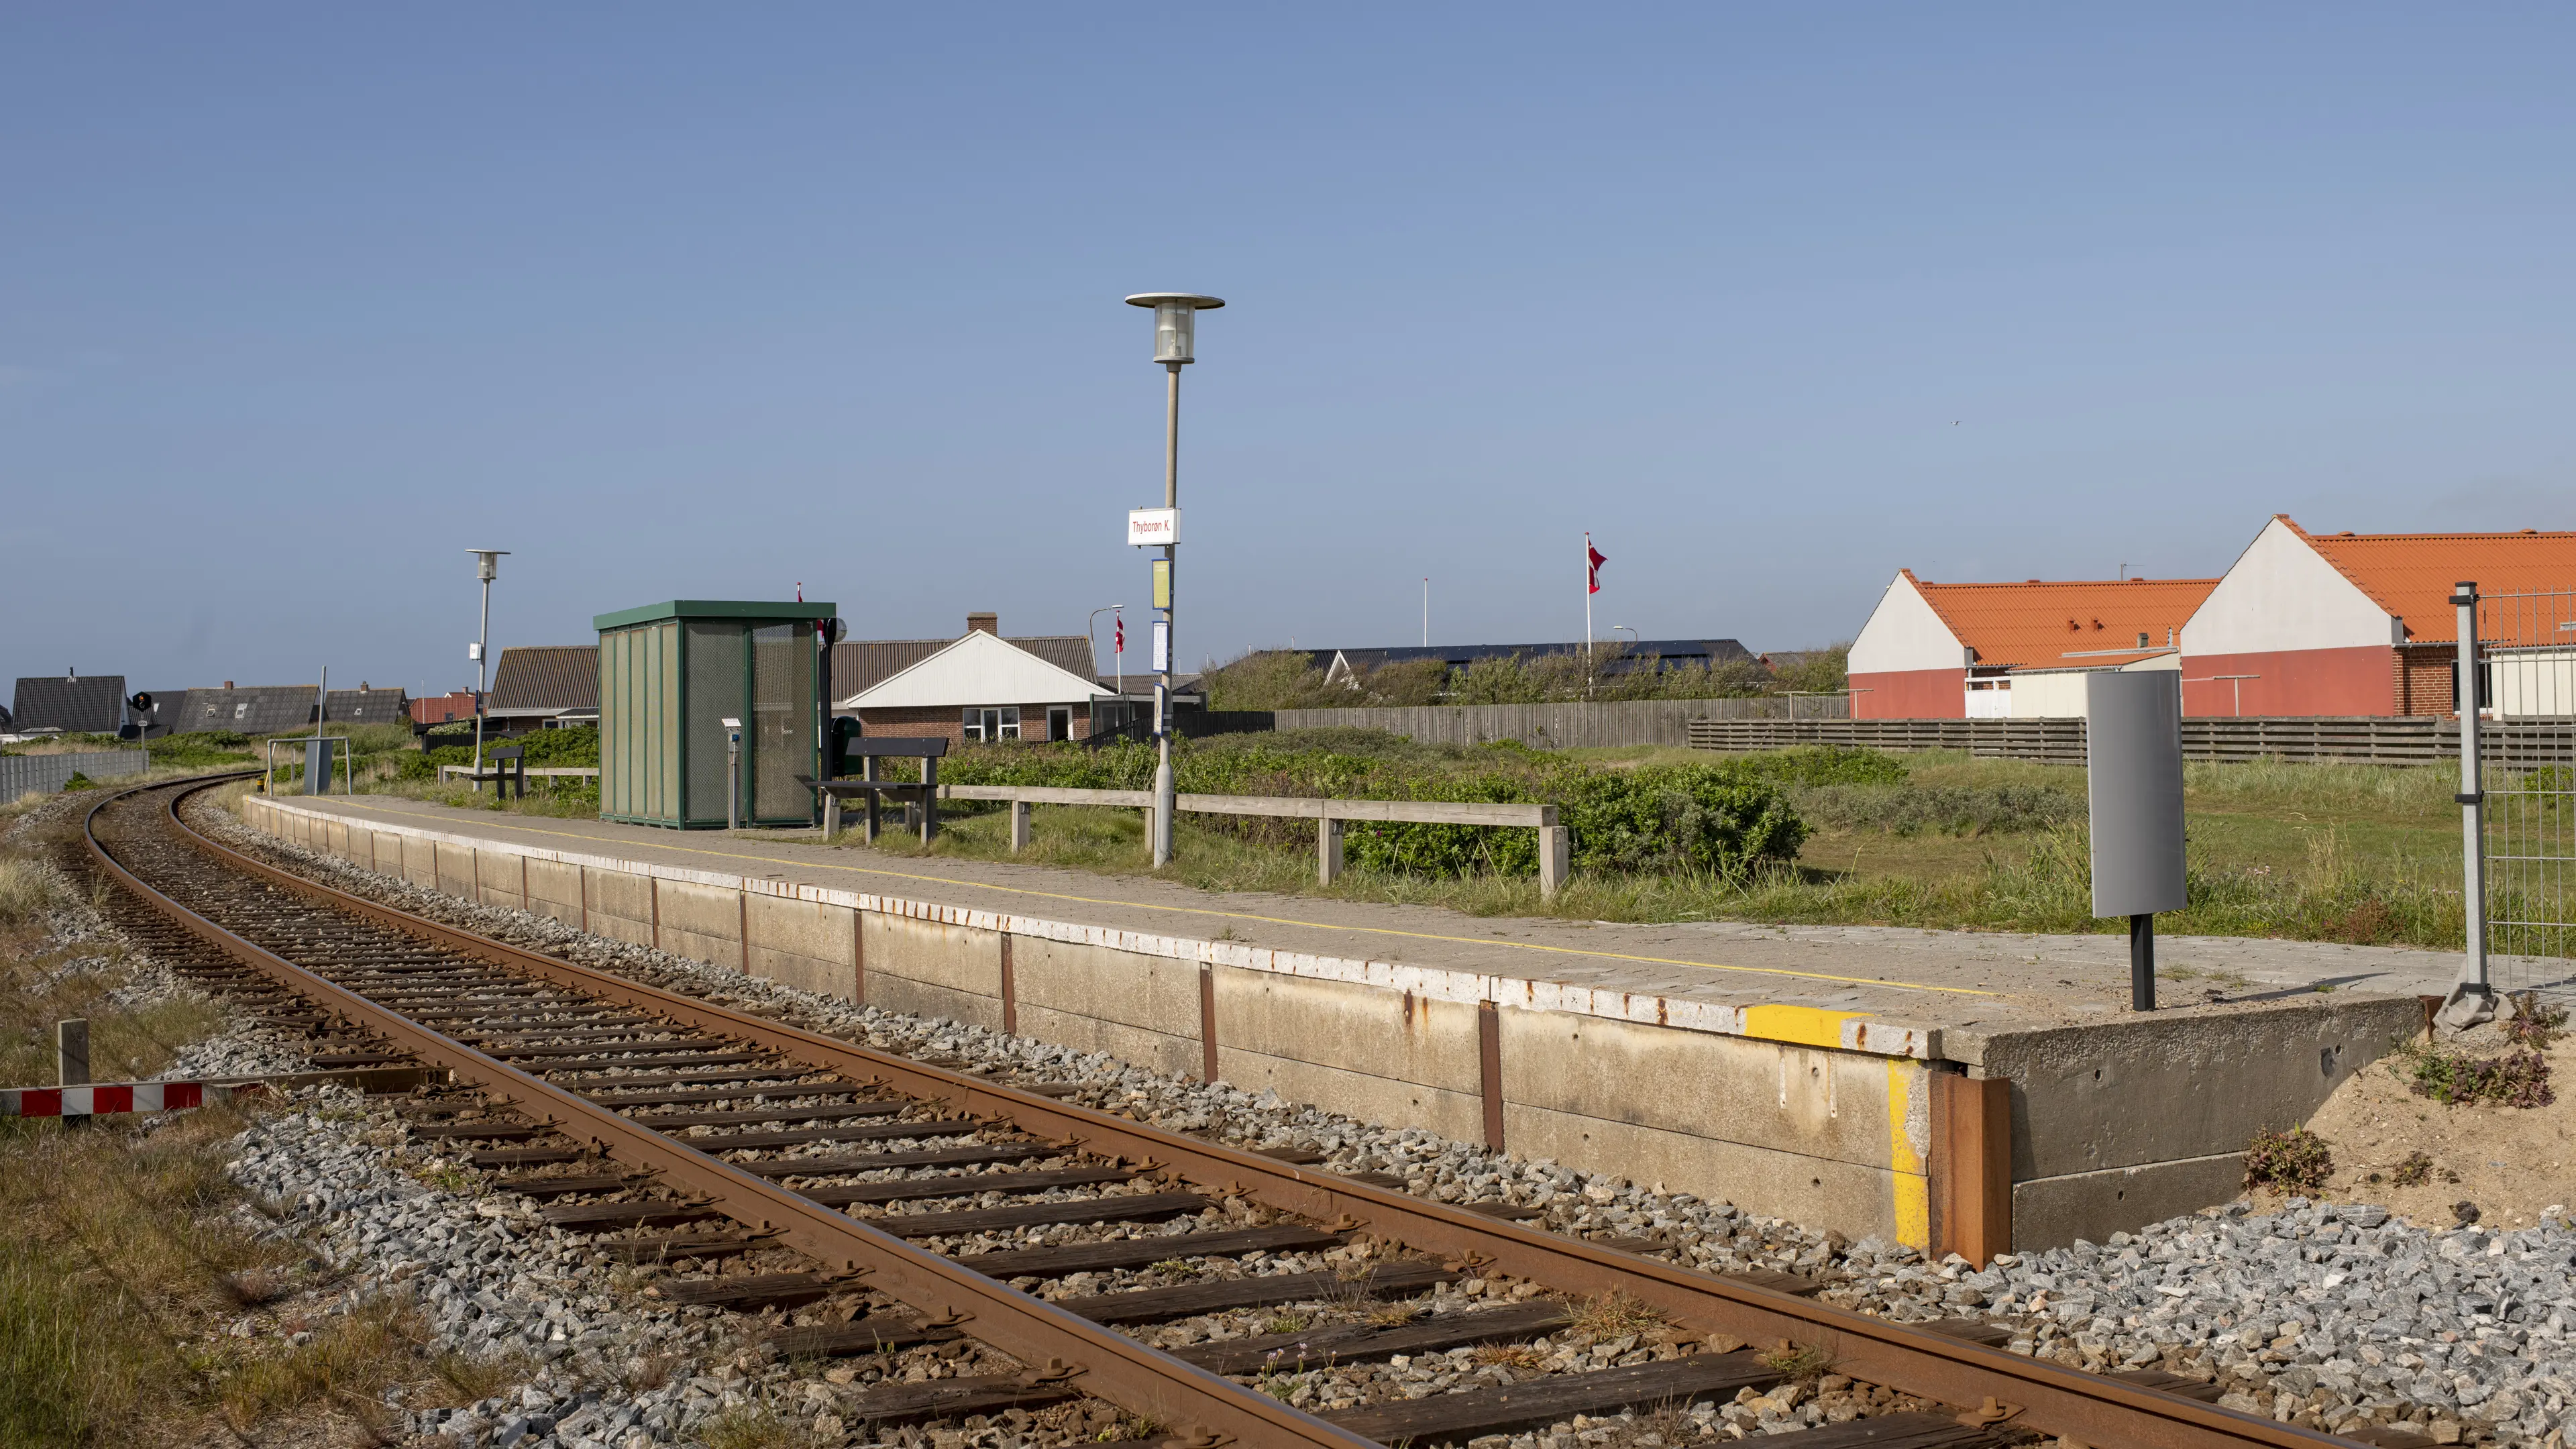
left=197, top=796, right=2576, bottom=1447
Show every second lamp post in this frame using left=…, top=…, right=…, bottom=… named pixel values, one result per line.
left=1123, top=291, right=1222, bottom=866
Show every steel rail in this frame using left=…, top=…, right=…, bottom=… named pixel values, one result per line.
left=85, top=780, right=1374, bottom=1449
left=138, top=780, right=2362, bottom=1449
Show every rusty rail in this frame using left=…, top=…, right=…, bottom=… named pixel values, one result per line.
left=104, top=777, right=2364, bottom=1449
left=85, top=780, right=1375, bottom=1449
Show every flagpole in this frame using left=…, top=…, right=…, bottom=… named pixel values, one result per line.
left=1584, top=533, right=1593, bottom=658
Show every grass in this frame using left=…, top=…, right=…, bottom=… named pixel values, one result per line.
left=0, top=814, right=498, bottom=1444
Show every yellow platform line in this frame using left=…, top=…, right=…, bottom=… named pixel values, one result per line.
left=307, top=800, right=1997, bottom=1000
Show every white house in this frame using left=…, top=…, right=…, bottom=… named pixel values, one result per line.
left=840, top=625, right=1114, bottom=745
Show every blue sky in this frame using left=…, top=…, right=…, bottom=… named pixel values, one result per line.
left=5, top=7, right=2572, bottom=698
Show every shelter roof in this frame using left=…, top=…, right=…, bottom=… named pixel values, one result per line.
left=2282, top=517, right=2576, bottom=645
left=1902, top=571, right=2216, bottom=672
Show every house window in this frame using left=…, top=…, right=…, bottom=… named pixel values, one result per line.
left=963, top=706, right=1020, bottom=742
left=2136, top=632, right=2150, bottom=649
left=1046, top=706, right=1073, bottom=741
left=233, top=702, right=250, bottom=720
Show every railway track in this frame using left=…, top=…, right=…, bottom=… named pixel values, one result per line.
left=83, top=776, right=2373, bottom=1449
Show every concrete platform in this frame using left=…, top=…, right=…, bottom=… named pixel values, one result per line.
left=239, top=792, right=2443, bottom=1254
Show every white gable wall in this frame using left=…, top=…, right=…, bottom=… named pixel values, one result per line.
left=2182, top=517, right=2399, bottom=655
left=1849, top=574, right=1964, bottom=674
left=844, top=631, right=1111, bottom=710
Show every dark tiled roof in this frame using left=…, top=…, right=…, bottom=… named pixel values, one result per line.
left=171, top=686, right=409, bottom=735
left=490, top=647, right=600, bottom=713
left=829, top=636, right=1095, bottom=698
left=10, top=676, right=127, bottom=733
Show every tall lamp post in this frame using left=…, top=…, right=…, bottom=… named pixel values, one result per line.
left=1124, top=292, right=1222, bottom=867
left=467, top=549, right=509, bottom=790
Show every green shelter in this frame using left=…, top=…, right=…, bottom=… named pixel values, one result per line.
left=593, top=600, right=835, bottom=828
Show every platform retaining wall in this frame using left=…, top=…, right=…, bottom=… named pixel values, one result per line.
left=239, top=795, right=2416, bottom=1254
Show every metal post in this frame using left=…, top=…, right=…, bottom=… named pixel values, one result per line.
left=2129, top=913, right=2155, bottom=1011
left=57, top=1018, right=89, bottom=1128
left=2451, top=581, right=2492, bottom=1020
left=726, top=726, right=742, bottom=831
left=472, top=573, right=492, bottom=790
left=1153, top=362, right=1179, bottom=867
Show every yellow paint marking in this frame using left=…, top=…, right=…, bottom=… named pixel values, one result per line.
left=299, top=800, right=1998, bottom=999
left=1739, top=1005, right=1865, bottom=1049
left=1886, top=1060, right=1931, bottom=1251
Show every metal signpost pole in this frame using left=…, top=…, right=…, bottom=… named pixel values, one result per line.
left=1157, top=362, right=1179, bottom=865
left=724, top=718, right=743, bottom=831
left=466, top=550, right=508, bottom=792
left=2450, top=582, right=2492, bottom=1023
left=1125, top=292, right=1222, bottom=869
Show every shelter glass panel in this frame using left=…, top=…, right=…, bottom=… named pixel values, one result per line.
left=685, top=621, right=746, bottom=824
left=750, top=623, right=812, bottom=820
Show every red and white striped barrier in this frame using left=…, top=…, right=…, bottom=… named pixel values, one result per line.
left=0, top=1080, right=259, bottom=1118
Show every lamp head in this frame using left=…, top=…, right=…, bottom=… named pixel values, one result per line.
left=467, top=548, right=511, bottom=582
left=1124, top=292, right=1224, bottom=364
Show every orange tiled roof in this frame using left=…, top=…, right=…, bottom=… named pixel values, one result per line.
left=1903, top=570, right=2218, bottom=672
left=2284, top=517, right=2576, bottom=645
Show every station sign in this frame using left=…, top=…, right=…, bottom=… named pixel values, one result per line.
left=1128, top=507, right=1179, bottom=547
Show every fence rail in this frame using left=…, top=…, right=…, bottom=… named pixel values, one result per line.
left=0, top=750, right=150, bottom=797
left=932, top=783, right=1568, bottom=894
left=1684, top=716, right=2576, bottom=767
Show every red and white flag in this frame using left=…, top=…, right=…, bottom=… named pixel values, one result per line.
left=1586, top=535, right=1609, bottom=595
left=1114, top=613, right=1125, bottom=654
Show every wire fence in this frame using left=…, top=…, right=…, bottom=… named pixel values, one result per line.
left=0, top=749, right=150, bottom=798
left=2479, top=589, right=2576, bottom=994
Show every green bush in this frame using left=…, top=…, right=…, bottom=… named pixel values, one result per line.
left=1724, top=745, right=1907, bottom=788
left=934, top=731, right=1805, bottom=880
left=1558, top=764, right=1805, bottom=875
left=1787, top=781, right=2082, bottom=837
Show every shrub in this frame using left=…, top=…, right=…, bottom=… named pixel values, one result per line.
left=60, top=772, right=95, bottom=792
left=2388, top=1040, right=2556, bottom=1108
left=2391, top=1151, right=2434, bottom=1188
left=1786, top=782, right=2082, bottom=837
left=1560, top=764, right=1805, bottom=876
left=937, top=731, right=1806, bottom=880
left=2507, top=990, right=2569, bottom=1049
left=1726, top=745, right=1907, bottom=788
left=2243, top=1126, right=2333, bottom=1195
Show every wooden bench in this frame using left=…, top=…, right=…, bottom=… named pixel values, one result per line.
left=802, top=737, right=949, bottom=845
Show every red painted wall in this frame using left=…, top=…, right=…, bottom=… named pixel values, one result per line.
left=2179, top=646, right=2393, bottom=718
left=1851, top=668, right=1966, bottom=719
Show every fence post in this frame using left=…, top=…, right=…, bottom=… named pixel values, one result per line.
left=1009, top=800, right=1032, bottom=853
left=2447, top=581, right=2493, bottom=1024
left=1317, top=814, right=1343, bottom=885
left=1538, top=825, right=1569, bottom=900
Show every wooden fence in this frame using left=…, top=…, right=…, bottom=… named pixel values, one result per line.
left=936, top=783, right=1570, bottom=896
left=1269, top=695, right=1847, bottom=749
left=1682, top=716, right=2576, bottom=767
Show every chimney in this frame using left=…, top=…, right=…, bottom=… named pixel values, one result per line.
left=223, top=680, right=234, bottom=690
left=66, top=667, right=76, bottom=682
left=967, top=612, right=998, bottom=636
